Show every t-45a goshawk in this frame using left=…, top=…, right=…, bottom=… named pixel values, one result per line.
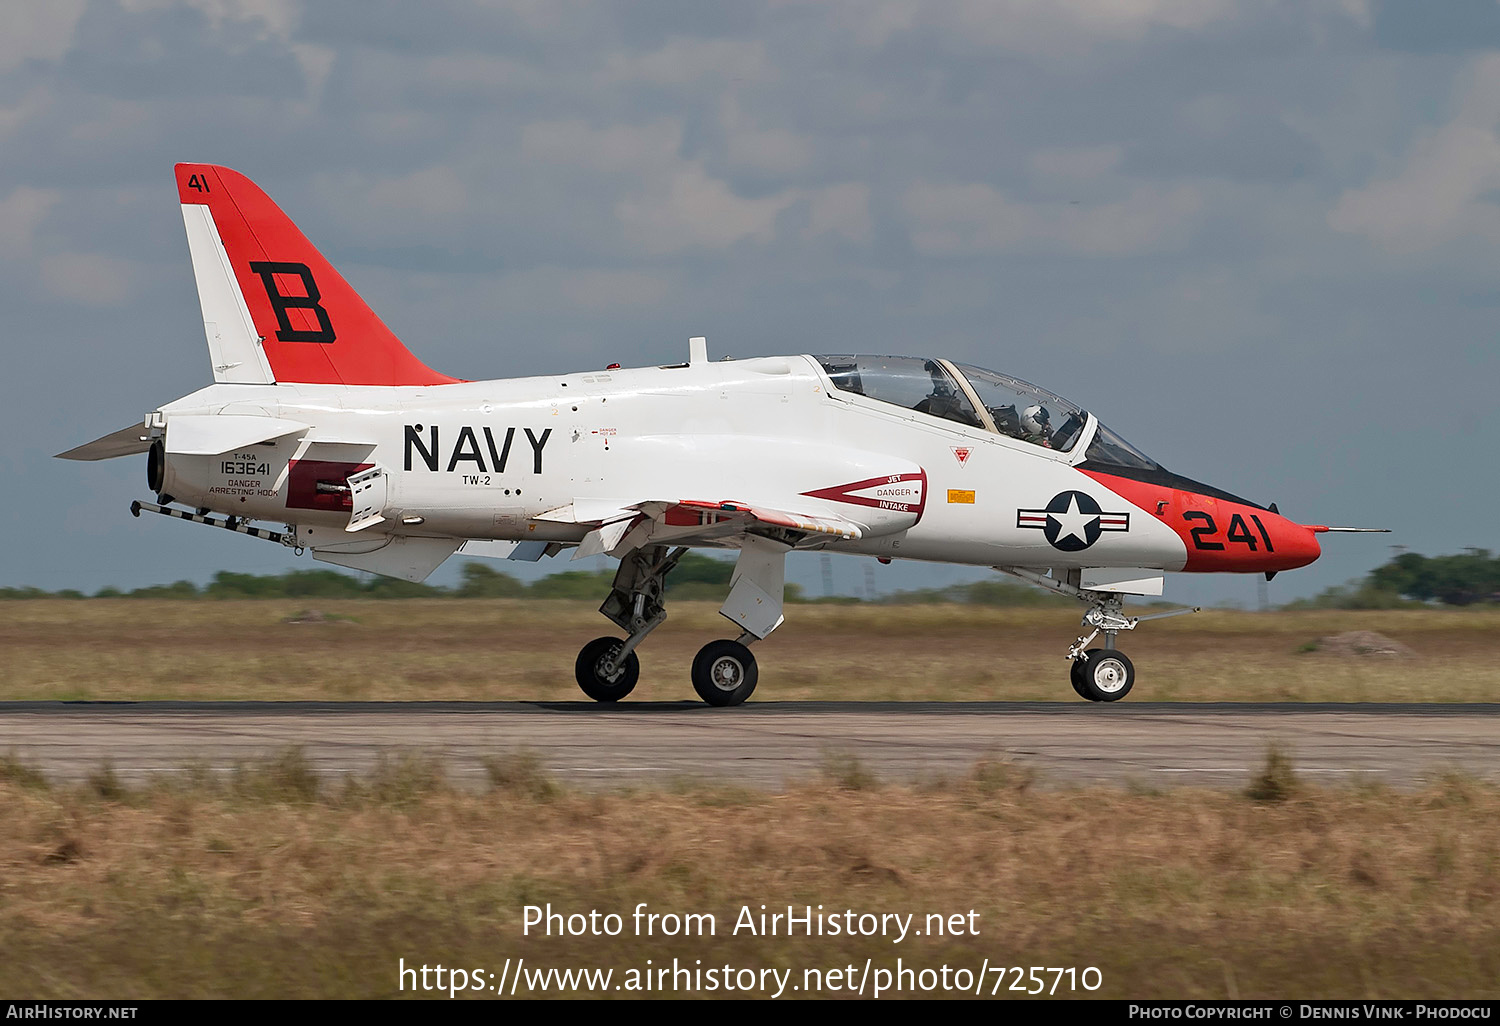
left=59, top=164, right=1383, bottom=705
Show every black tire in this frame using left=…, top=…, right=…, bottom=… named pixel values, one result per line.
left=1078, top=649, right=1134, bottom=703
left=1069, top=657, right=1091, bottom=699
left=691, top=639, right=758, bottom=707
left=574, top=636, right=639, bottom=702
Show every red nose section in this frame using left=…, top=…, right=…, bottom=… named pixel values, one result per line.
left=1080, top=468, right=1321, bottom=573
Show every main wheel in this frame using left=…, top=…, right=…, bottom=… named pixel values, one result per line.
left=691, top=639, right=758, bottom=707
left=575, top=636, right=639, bottom=702
left=1069, top=658, right=1090, bottom=699
left=1077, top=648, right=1134, bottom=703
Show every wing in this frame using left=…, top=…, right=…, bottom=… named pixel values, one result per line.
left=538, top=497, right=864, bottom=561
left=654, top=499, right=862, bottom=541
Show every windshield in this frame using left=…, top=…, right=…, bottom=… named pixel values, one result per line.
left=1084, top=420, right=1159, bottom=470
left=952, top=363, right=1087, bottom=452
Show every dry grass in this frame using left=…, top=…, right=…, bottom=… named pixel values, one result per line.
left=0, top=748, right=1496, bottom=999
left=1, top=600, right=1497, bottom=703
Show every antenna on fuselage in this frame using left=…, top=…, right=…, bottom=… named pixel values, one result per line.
left=689, top=336, right=708, bottom=364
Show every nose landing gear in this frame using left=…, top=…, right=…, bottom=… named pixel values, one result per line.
left=999, top=567, right=1197, bottom=702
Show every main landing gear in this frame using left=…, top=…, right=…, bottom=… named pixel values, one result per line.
left=573, top=537, right=788, bottom=707
left=690, top=638, right=759, bottom=707
left=1002, top=568, right=1198, bottom=703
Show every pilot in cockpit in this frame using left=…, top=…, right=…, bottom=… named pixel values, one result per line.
left=915, top=361, right=980, bottom=427
left=1020, top=404, right=1053, bottom=447
left=916, top=382, right=965, bottom=421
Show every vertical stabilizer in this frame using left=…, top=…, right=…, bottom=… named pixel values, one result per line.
left=175, top=163, right=460, bottom=387
left=181, top=203, right=275, bottom=383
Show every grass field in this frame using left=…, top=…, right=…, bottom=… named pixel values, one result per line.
left=4, top=604, right=1496, bottom=998
left=1, top=599, right=1496, bottom=703
left=1, top=749, right=1496, bottom=999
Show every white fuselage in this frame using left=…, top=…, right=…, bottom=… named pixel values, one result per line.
left=155, top=354, right=1190, bottom=572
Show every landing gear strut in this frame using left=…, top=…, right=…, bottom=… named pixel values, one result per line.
left=1000, top=567, right=1197, bottom=703
left=573, top=545, right=686, bottom=701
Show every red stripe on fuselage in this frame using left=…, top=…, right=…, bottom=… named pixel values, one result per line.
left=1080, top=467, right=1320, bottom=573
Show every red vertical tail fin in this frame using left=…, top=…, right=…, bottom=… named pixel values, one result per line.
left=175, top=163, right=459, bottom=386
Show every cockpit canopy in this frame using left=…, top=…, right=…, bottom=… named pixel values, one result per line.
left=813, top=354, right=1159, bottom=469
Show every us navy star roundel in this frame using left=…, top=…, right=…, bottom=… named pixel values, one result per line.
left=1016, top=490, right=1130, bottom=552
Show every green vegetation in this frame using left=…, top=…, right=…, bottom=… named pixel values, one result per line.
left=10, top=545, right=1500, bottom=610
left=1, top=748, right=1496, bottom=999
left=0, top=553, right=1062, bottom=606
left=1371, top=549, right=1500, bottom=605
left=1286, top=548, right=1500, bottom=609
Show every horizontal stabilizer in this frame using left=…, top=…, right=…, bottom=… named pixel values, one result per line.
left=55, top=424, right=151, bottom=461
left=165, top=414, right=309, bottom=455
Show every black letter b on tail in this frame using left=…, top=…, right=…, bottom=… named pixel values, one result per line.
left=249, top=261, right=336, bottom=343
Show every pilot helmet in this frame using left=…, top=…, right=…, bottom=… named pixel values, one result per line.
left=1021, top=404, right=1050, bottom=436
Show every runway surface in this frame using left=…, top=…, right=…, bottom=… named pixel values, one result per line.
left=3, top=701, right=1497, bottom=791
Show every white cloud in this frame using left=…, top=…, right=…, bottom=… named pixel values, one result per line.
left=0, top=0, right=86, bottom=70
left=423, top=53, right=547, bottom=94
left=602, top=37, right=772, bottom=86
left=521, top=119, right=685, bottom=175
left=521, top=119, right=805, bottom=254
left=496, top=267, right=674, bottom=312
left=617, top=164, right=800, bottom=254
left=721, top=98, right=814, bottom=175
left=68, top=98, right=151, bottom=145
left=904, top=181, right=1202, bottom=256
left=0, top=186, right=60, bottom=258
left=310, top=165, right=471, bottom=243
left=39, top=253, right=137, bottom=307
left=0, top=88, right=52, bottom=144
left=120, top=0, right=301, bottom=41
left=805, top=183, right=873, bottom=243
left=1145, top=267, right=1276, bottom=353
left=362, top=166, right=470, bottom=220
left=1029, top=145, right=1125, bottom=184
left=1328, top=55, right=1500, bottom=253
left=793, top=0, right=1241, bottom=54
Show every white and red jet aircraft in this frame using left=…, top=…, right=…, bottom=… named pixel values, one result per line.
left=59, top=164, right=1380, bottom=705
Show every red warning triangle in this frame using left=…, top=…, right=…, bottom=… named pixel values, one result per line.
left=952, top=447, right=971, bottom=466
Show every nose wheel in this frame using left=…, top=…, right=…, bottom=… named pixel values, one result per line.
left=691, top=639, right=759, bottom=707
left=1071, top=649, right=1135, bottom=702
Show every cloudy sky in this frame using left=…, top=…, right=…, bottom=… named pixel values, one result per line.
left=4, top=0, right=1498, bottom=605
